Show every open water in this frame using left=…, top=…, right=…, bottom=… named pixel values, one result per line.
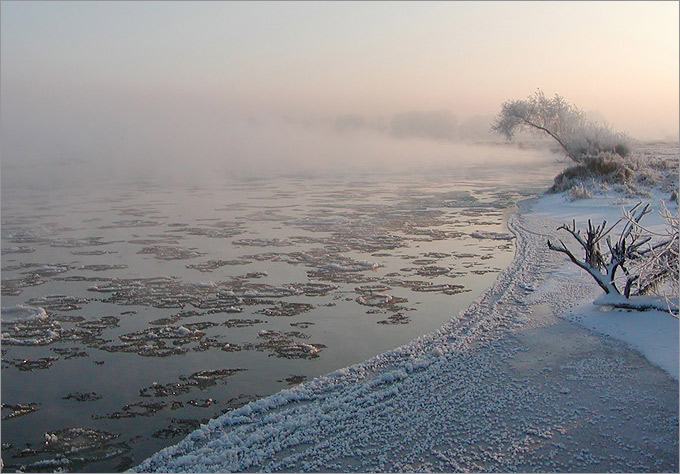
left=1, top=155, right=564, bottom=471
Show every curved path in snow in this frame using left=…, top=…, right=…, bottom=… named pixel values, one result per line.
left=134, top=199, right=678, bottom=472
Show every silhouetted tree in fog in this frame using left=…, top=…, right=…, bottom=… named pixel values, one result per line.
left=492, top=90, right=630, bottom=162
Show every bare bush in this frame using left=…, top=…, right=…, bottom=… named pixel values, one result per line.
left=622, top=201, right=679, bottom=313
left=548, top=202, right=679, bottom=315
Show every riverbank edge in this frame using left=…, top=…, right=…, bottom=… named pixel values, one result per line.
left=132, top=191, right=678, bottom=472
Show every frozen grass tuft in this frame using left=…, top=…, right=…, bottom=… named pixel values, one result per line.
left=550, top=152, right=633, bottom=194
left=549, top=142, right=679, bottom=201
left=568, top=183, right=593, bottom=201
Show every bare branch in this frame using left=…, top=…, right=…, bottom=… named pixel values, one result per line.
left=548, top=239, right=617, bottom=294
left=548, top=201, right=679, bottom=316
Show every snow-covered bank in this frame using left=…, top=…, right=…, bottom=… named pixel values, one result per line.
left=134, top=192, right=678, bottom=473
left=531, top=192, right=679, bottom=380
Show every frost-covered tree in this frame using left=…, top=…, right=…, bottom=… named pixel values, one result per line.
left=547, top=202, right=679, bottom=315
left=492, top=90, right=630, bottom=162
left=622, top=201, right=679, bottom=311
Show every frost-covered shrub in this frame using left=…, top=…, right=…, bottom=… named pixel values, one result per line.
left=568, top=183, right=594, bottom=200
left=567, top=123, right=631, bottom=160
left=612, top=182, right=651, bottom=199
left=615, top=142, right=631, bottom=158
left=549, top=152, right=633, bottom=193
left=624, top=202, right=679, bottom=303
left=548, top=203, right=679, bottom=315
left=492, top=90, right=631, bottom=163
left=625, top=151, right=679, bottom=201
left=550, top=144, right=679, bottom=200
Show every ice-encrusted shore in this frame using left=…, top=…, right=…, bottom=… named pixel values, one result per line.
left=134, top=192, right=679, bottom=473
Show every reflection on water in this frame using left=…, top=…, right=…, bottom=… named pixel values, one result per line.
left=1, top=158, right=563, bottom=471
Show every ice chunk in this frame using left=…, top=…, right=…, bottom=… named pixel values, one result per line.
left=1, top=305, right=48, bottom=322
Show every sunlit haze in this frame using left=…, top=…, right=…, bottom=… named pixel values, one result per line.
left=2, top=3, right=679, bottom=471
left=2, top=1, right=678, bottom=172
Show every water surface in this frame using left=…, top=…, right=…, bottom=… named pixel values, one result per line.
left=1, top=156, right=563, bottom=471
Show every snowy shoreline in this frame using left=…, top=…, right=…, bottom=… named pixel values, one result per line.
left=531, top=192, right=679, bottom=380
left=134, top=191, right=678, bottom=473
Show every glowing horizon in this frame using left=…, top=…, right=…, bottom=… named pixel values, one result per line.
left=1, top=1, right=678, bottom=167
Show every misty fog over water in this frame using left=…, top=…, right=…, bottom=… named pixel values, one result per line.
left=2, top=1, right=676, bottom=472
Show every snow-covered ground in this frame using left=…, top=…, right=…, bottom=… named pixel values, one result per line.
left=133, top=189, right=679, bottom=473
left=531, top=192, right=678, bottom=380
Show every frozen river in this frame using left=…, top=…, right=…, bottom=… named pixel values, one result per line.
left=1, top=156, right=563, bottom=471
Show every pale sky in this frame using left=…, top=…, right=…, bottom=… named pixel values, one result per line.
left=1, top=1, right=678, bottom=167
